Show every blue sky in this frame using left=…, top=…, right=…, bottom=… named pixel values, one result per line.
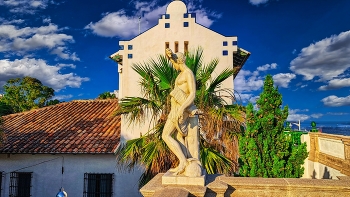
left=0, top=0, right=350, bottom=123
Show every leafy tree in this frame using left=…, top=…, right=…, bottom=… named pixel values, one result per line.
left=115, top=48, right=245, bottom=187
left=45, top=99, right=62, bottom=106
left=1, top=76, right=55, bottom=113
left=0, top=100, right=13, bottom=116
left=97, top=92, right=116, bottom=99
left=239, top=75, right=307, bottom=178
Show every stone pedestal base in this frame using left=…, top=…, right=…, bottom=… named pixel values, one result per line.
left=140, top=173, right=228, bottom=197
left=162, top=170, right=206, bottom=186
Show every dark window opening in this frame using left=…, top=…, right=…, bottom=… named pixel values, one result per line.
left=184, top=41, right=189, bottom=54
left=223, top=41, right=228, bottom=46
left=128, top=54, right=133, bottom=59
left=191, top=13, right=196, bottom=18
left=165, top=23, right=170, bottom=28
left=184, top=22, right=189, bottom=27
left=165, top=14, right=170, bottom=19
left=84, top=173, right=113, bottom=197
left=165, top=42, right=169, bottom=49
left=175, top=41, right=179, bottom=53
left=128, top=45, right=133, bottom=50
left=9, top=172, right=32, bottom=197
left=119, top=45, right=124, bottom=50
left=184, top=13, right=188, bottom=18
left=223, top=50, right=228, bottom=56
left=232, top=41, right=237, bottom=45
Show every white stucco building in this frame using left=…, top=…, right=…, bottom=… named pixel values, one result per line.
left=0, top=100, right=141, bottom=197
left=110, top=0, right=250, bottom=141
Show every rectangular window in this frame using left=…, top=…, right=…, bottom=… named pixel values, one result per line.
left=165, top=42, right=169, bottom=49
left=128, top=45, right=133, bottom=50
left=165, top=14, right=170, bottom=19
left=223, top=50, right=228, bottom=56
left=184, top=41, right=189, bottom=54
left=184, top=22, right=189, bottom=27
left=175, top=41, right=178, bottom=53
left=232, top=41, right=237, bottom=45
left=191, top=13, right=196, bottom=18
left=83, top=173, right=113, bottom=197
left=9, top=172, right=32, bottom=197
left=165, top=23, right=170, bottom=28
left=223, top=41, right=228, bottom=46
left=128, top=54, right=133, bottom=59
left=119, top=45, right=124, bottom=50
left=184, top=13, right=188, bottom=18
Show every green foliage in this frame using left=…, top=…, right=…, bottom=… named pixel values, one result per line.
left=115, top=48, right=245, bottom=187
left=239, top=75, right=308, bottom=178
left=45, top=99, right=61, bottom=106
left=98, top=92, right=117, bottom=99
left=0, top=100, right=14, bottom=116
left=1, top=76, right=54, bottom=113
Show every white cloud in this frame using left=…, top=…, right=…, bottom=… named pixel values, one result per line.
left=85, top=0, right=221, bottom=39
left=0, top=58, right=89, bottom=91
left=321, top=95, right=350, bottom=107
left=0, top=0, right=50, bottom=14
left=273, top=73, right=296, bottom=88
left=287, top=108, right=310, bottom=121
left=0, top=24, right=78, bottom=60
left=249, top=0, right=269, bottom=6
left=234, top=70, right=264, bottom=92
left=290, top=30, right=350, bottom=81
left=327, top=112, right=349, bottom=115
left=52, top=94, right=73, bottom=101
left=318, top=78, right=350, bottom=91
left=236, top=93, right=259, bottom=103
left=311, top=113, right=323, bottom=119
left=257, top=63, right=277, bottom=71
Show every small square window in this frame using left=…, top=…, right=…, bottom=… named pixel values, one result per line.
left=232, top=41, right=237, bottom=45
left=184, top=13, right=188, bottom=18
left=128, top=45, right=133, bottom=50
left=184, top=22, right=189, bottom=27
left=165, top=23, right=170, bottom=28
left=119, top=45, right=124, bottom=50
left=191, top=13, right=196, bottom=18
left=128, top=54, right=133, bottom=59
left=223, top=41, right=228, bottom=46
left=223, top=50, right=228, bottom=56
left=165, top=14, right=170, bottom=19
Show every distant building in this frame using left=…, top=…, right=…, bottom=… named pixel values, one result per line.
left=0, top=100, right=141, bottom=197
left=110, top=0, right=250, bottom=141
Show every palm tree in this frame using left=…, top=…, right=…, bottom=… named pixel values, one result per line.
left=115, top=48, right=244, bottom=187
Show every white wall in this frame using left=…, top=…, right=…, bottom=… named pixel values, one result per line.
left=112, top=1, right=239, bottom=141
left=0, top=154, right=142, bottom=197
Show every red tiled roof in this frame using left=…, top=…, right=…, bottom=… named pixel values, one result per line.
left=0, top=99, right=120, bottom=154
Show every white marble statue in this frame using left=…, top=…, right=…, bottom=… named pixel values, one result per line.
left=162, top=48, right=202, bottom=177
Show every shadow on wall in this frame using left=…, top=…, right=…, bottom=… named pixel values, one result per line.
left=311, top=167, right=332, bottom=179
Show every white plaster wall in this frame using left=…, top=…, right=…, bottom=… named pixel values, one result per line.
left=318, top=137, right=345, bottom=159
left=305, top=160, right=345, bottom=179
left=0, top=154, right=142, bottom=197
left=114, top=1, right=239, bottom=141
left=301, top=134, right=311, bottom=178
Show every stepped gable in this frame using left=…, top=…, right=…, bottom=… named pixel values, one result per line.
left=0, top=99, right=120, bottom=154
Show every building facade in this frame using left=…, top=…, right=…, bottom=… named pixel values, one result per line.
left=110, top=0, right=250, bottom=141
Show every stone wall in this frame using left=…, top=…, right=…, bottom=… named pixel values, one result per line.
left=140, top=174, right=350, bottom=197
left=303, top=133, right=350, bottom=179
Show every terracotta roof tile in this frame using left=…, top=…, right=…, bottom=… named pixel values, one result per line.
left=0, top=99, right=120, bottom=154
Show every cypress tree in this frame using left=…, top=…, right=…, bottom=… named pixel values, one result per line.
left=239, top=75, right=307, bottom=178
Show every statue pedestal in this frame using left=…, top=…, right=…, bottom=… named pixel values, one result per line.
left=140, top=173, right=228, bottom=197
left=162, top=170, right=206, bottom=186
